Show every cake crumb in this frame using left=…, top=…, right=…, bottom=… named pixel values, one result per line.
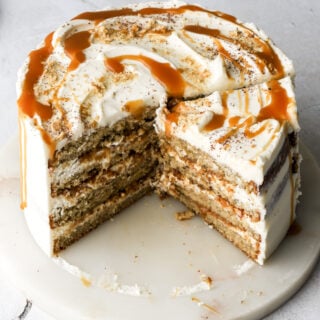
left=81, top=276, right=92, bottom=287
left=176, top=210, right=195, bottom=221
left=200, top=274, right=213, bottom=287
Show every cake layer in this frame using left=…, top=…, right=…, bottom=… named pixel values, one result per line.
left=159, top=165, right=294, bottom=264
left=50, top=107, right=157, bottom=166
left=162, top=181, right=261, bottom=262
left=51, top=125, right=157, bottom=194
left=50, top=150, right=158, bottom=227
left=52, top=176, right=152, bottom=254
left=158, top=134, right=294, bottom=219
left=159, top=169, right=262, bottom=241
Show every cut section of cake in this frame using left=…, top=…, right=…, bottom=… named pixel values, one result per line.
left=17, top=1, right=300, bottom=264
left=155, top=77, right=300, bottom=264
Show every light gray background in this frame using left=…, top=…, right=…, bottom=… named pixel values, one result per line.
left=0, top=0, right=319, bottom=319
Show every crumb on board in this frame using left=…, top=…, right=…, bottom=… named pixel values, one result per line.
left=191, top=296, right=219, bottom=314
left=176, top=210, right=195, bottom=221
left=81, top=276, right=92, bottom=287
left=200, top=274, right=213, bottom=287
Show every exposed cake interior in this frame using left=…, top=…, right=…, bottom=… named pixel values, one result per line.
left=17, top=1, right=300, bottom=265
left=155, top=78, right=300, bottom=264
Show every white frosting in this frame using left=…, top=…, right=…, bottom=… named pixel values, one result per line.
left=22, top=118, right=53, bottom=254
left=170, top=274, right=213, bottom=296
left=17, top=1, right=294, bottom=149
left=53, top=257, right=152, bottom=296
left=156, top=77, right=298, bottom=185
left=233, top=260, right=256, bottom=276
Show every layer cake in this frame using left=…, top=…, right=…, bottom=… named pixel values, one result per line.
left=17, top=1, right=300, bottom=264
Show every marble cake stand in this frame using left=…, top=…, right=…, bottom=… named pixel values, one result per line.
left=0, top=136, right=319, bottom=320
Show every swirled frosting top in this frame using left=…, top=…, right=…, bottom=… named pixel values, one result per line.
left=17, top=1, right=295, bottom=152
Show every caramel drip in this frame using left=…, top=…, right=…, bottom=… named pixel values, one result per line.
left=18, top=115, right=27, bottom=210
left=64, top=31, right=91, bottom=71
left=257, top=80, right=292, bottom=123
left=165, top=102, right=185, bottom=136
left=124, top=99, right=145, bottom=118
left=17, top=32, right=54, bottom=121
left=244, top=90, right=250, bottom=113
left=254, top=130, right=277, bottom=157
left=203, top=92, right=229, bottom=131
left=254, top=39, right=284, bottom=77
left=105, top=55, right=185, bottom=97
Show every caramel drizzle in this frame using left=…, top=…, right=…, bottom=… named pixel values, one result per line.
left=18, top=114, right=27, bottom=210
left=18, top=4, right=280, bottom=124
left=165, top=102, right=186, bottom=136
left=17, top=32, right=54, bottom=121
left=123, top=99, right=145, bottom=118
left=183, top=24, right=284, bottom=76
left=257, top=80, right=292, bottom=122
left=204, top=80, right=292, bottom=144
left=64, top=30, right=92, bottom=71
left=105, top=55, right=185, bottom=97
left=203, top=92, right=229, bottom=131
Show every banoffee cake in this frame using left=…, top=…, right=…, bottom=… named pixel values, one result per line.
left=17, top=1, right=300, bottom=265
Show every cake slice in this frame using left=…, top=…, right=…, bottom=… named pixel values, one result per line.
left=156, top=77, right=300, bottom=264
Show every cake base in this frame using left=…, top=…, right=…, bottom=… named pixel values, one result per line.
left=0, top=136, right=319, bottom=320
